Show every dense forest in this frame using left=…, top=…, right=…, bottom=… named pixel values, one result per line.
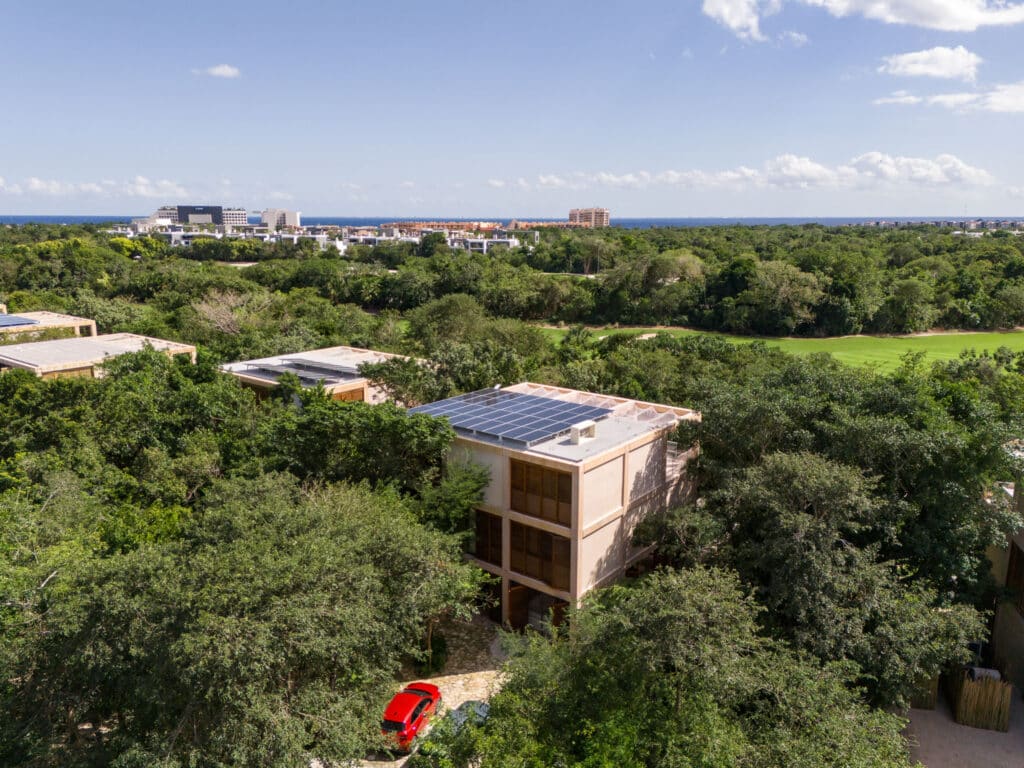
left=2, top=223, right=1024, bottom=766
left=5, top=221, right=1024, bottom=342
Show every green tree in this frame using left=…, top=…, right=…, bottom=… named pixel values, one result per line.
left=460, top=568, right=917, bottom=768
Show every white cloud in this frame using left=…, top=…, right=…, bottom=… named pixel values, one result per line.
left=0, top=176, right=22, bottom=195
left=927, top=81, right=1024, bottom=112
left=13, top=175, right=187, bottom=198
left=847, top=151, right=993, bottom=185
left=805, top=0, right=1024, bottom=30
left=193, top=64, right=241, bottom=78
left=706, top=1, right=1024, bottom=39
left=122, top=176, right=188, bottom=198
left=487, top=179, right=506, bottom=188
left=980, top=81, right=1024, bottom=111
left=26, top=177, right=79, bottom=195
left=927, top=91, right=979, bottom=107
left=399, top=180, right=415, bottom=189
left=490, top=152, right=993, bottom=194
left=879, top=45, right=981, bottom=81
left=873, top=89, right=924, bottom=105
left=764, top=154, right=853, bottom=187
left=702, top=0, right=765, bottom=40
left=779, top=29, right=809, bottom=45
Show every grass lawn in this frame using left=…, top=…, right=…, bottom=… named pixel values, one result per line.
left=539, top=326, right=1024, bottom=372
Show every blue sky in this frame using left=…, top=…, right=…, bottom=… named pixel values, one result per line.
left=2, top=0, right=1023, bottom=217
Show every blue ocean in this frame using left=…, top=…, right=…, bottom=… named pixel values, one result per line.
left=2, top=215, right=1022, bottom=228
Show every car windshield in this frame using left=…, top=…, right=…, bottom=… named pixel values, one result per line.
left=381, top=719, right=405, bottom=732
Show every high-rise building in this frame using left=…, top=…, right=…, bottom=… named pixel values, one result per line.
left=569, top=207, right=610, bottom=228
left=150, top=205, right=248, bottom=227
left=260, top=208, right=302, bottom=229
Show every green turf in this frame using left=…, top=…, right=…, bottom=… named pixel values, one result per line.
left=539, top=326, right=1024, bottom=371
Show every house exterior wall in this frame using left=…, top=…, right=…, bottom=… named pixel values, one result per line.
left=578, top=515, right=624, bottom=593
left=989, top=527, right=1024, bottom=687
left=581, top=456, right=624, bottom=527
left=993, top=604, right=1024, bottom=688
left=457, top=426, right=693, bottom=626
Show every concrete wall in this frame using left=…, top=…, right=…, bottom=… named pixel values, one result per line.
left=579, top=517, right=624, bottom=593
left=582, top=456, right=623, bottom=527
left=451, top=442, right=508, bottom=510
left=628, top=439, right=664, bottom=502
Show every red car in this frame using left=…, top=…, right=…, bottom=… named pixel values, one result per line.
left=381, top=682, right=442, bottom=751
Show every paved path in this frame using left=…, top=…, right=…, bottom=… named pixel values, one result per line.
left=906, top=688, right=1024, bottom=768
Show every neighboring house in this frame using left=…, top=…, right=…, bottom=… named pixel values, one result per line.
left=0, top=333, right=196, bottom=379
left=410, top=382, right=700, bottom=629
left=990, top=482, right=1024, bottom=687
left=0, top=310, right=97, bottom=340
left=220, top=345, right=406, bottom=403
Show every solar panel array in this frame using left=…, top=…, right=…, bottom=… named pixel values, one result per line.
left=0, top=315, right=39, bottom=329
left=410, top=389, right=612, bottom=447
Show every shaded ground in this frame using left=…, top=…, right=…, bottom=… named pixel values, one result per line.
left=906, top=688, right=1024, bottom=768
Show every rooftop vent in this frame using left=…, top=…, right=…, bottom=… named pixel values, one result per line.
left=570, top=420, right=597, bottom=444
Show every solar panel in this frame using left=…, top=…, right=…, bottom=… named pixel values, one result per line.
left=0, top=315, right=40, bottom=328
left=410, top=389, right=612, bottom=446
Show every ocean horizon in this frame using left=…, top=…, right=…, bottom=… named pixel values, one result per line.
left=2, top=214, right=1023, bottom=229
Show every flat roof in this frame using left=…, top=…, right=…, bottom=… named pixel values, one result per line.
left=416, top=382, right=699, bottom=463
left=220, top=345, right=405, bottom=389
left=0, top=333, right=196, bottom=373
left=0, top=310, right=96, bottom=334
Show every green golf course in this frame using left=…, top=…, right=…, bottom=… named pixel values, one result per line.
left=540, top=326, right=1024, bottom=371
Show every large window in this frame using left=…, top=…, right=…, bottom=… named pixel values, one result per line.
left=510, top=460, right=572, bottom=526
left=1008, top=542, right=1024, bottom=615
left=509, top=522, right=570, bottom=591
left=473, top=510, right=502, bottom=566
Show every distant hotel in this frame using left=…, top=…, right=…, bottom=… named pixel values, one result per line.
left=153, top=205, right=248, bottom=227
left=261, top=208, right=301, bottom=229
left=569, top=207, right=610, bottom=228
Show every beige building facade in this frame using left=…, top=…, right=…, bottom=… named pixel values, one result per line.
left=413, top=382, right=699, bottom=628
left=568, top=207, right=610, bottom=228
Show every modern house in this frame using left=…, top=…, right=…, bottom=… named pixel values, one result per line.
left=0, top=333, right=196, bottom=379
left=0, top=310, right=97, bottom=340
left=220, top=345, right=406, bottom=403
left=410, top=383, right=700, bottom=629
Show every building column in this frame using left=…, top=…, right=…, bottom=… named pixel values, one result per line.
left=501, top=516, right=512, bottom=625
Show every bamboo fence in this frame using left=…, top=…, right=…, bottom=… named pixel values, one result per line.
left=951, top=670, right=1013, bottom=732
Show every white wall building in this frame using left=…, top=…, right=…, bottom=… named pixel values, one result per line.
left=261, top=208, right=302, bottom=229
